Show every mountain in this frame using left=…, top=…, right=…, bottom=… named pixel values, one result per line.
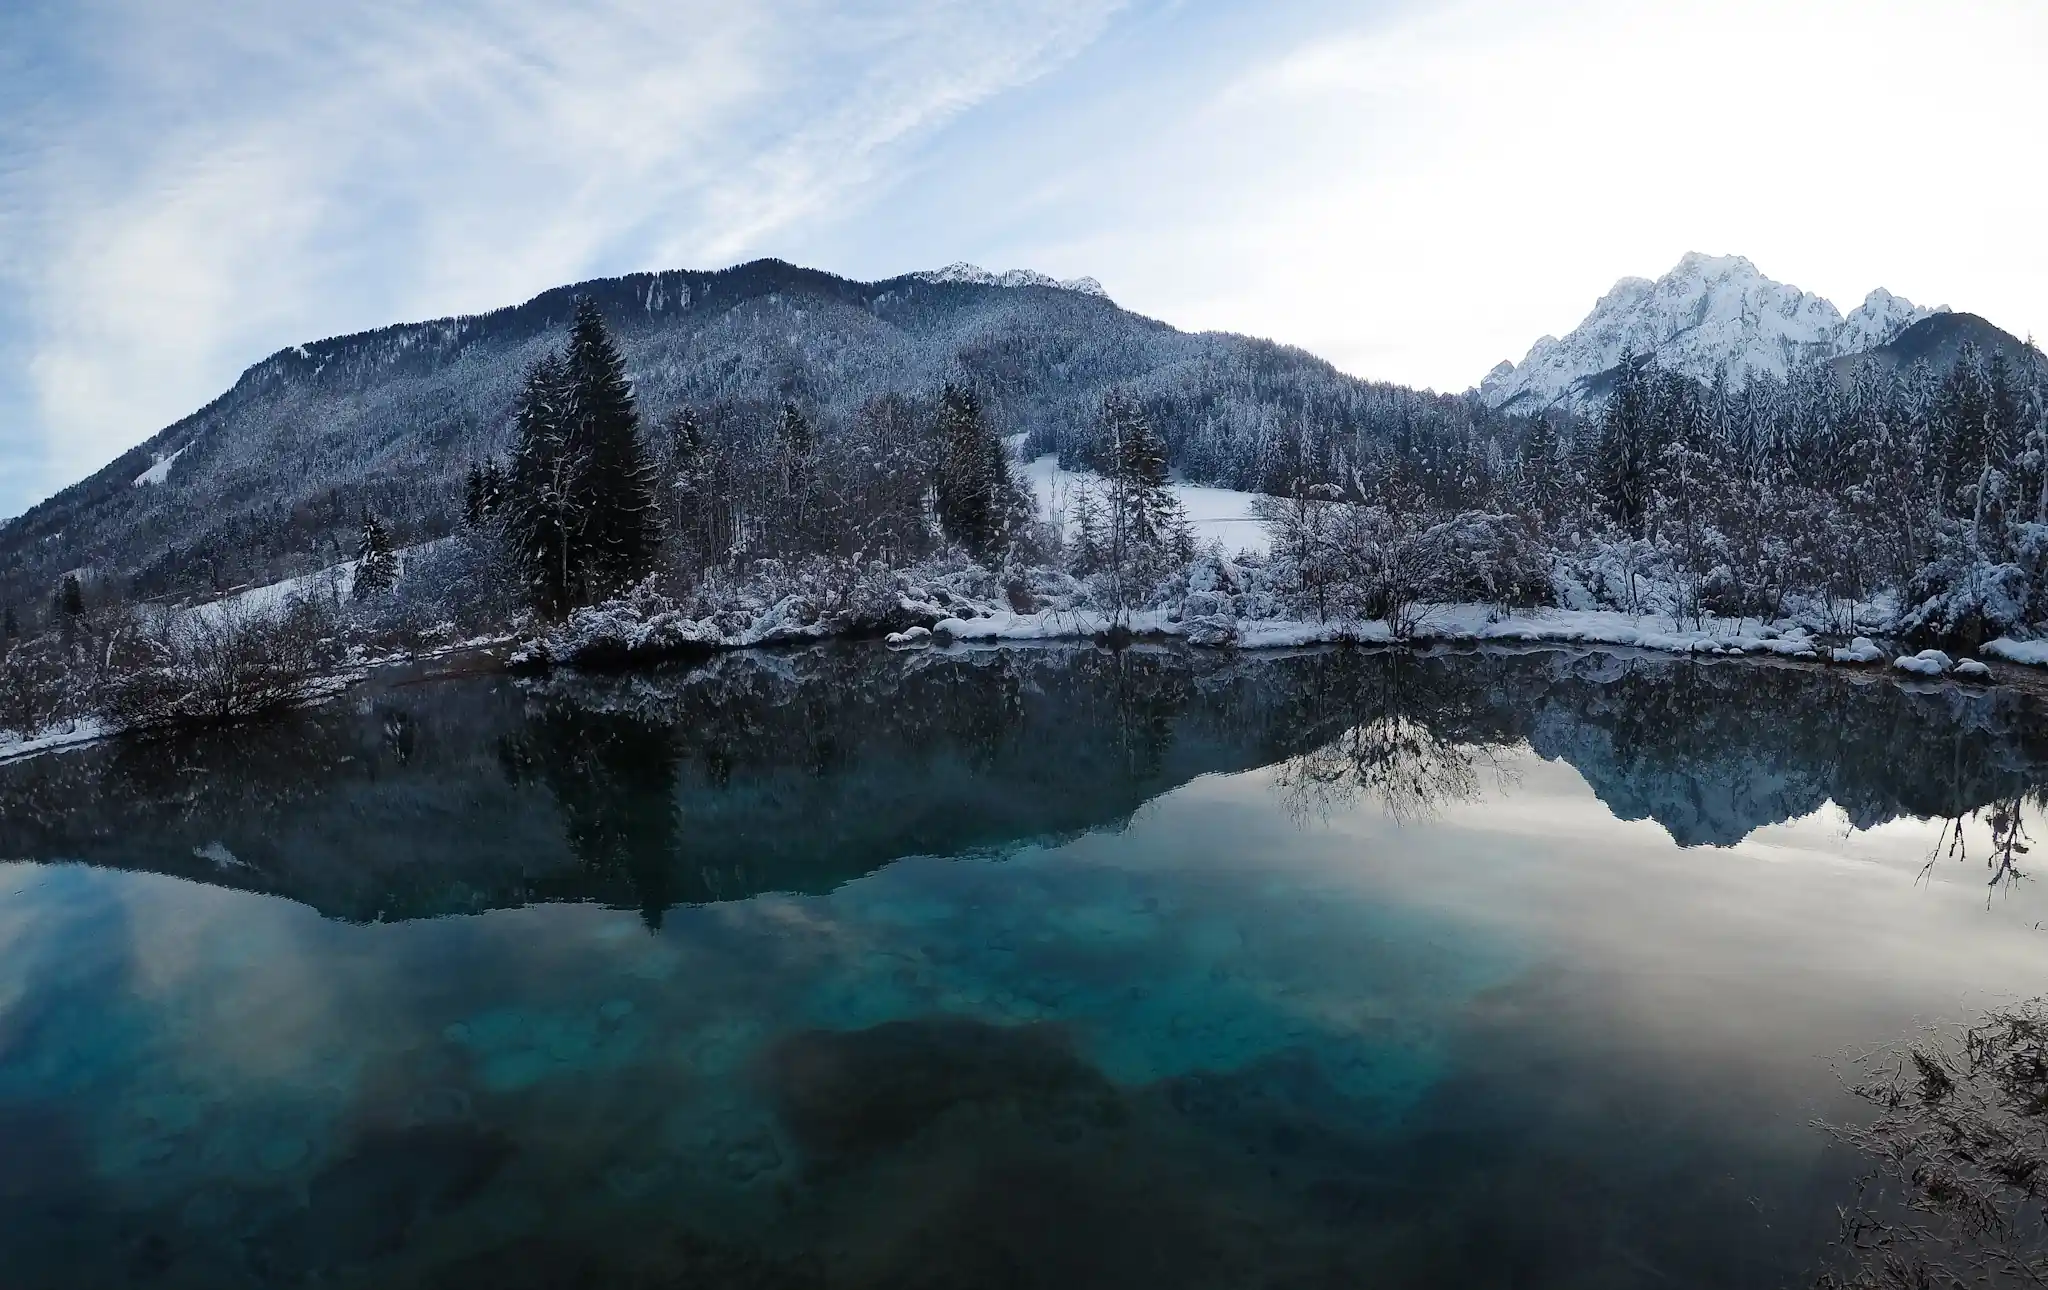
left=1842, top=310, right=2043, bottom=379
left=1479, top=253, right=1949, bottom=414
left=0, top=258, right=1474, bottom=609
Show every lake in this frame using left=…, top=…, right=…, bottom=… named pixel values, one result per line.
left=2, top=642, right=2045, bottom=1288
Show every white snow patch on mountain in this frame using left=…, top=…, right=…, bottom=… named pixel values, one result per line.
left=133, top=446, right=186, bottom=487
left=1479, top=253, right=1948, bottom=414
left=911, top=263, right=1109, bottom=299
left=1019, top=454, right=1271, bottom=555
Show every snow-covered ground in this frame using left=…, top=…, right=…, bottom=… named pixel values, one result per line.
left=132, top=446, right=186, bottom=488
left=1983, top=638, right=2048, bottom=667
left=185, top=539, right=445, bottom=624
left=929, top=603, right=1834, bottom=659
left=0, top=717, right=110, bottom=765
left=1019, top=454, right=1271, bottom=556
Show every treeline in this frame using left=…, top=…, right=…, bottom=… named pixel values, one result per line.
left=1247, top=340, right=2048, bottom=640
left=461, top=300, right=1193, bottom=626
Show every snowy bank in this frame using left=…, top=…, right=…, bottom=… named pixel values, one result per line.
left=0, top=718, right=111, bottom=765
left=928, top=604, right=1831, bottom=659
left=1983, top=638, right=2048, bottom=668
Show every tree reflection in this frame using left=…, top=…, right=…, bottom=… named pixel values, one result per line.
left=1274, top=714, right=1504, bottom=824
left=1925, top=793, right=2039, bottom=902
left=12, top=643, right=2048, bottom=922
left=502, top=705, right=681, bottom=928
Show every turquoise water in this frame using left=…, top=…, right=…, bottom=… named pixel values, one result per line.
left=2, top=644, right=2046, bottom=1287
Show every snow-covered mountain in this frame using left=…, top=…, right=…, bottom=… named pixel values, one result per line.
left=909, top=262, right=1109, bottom=298
left=1479, top=253, right=1948, bottom=414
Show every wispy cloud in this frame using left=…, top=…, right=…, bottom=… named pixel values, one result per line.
left=0, top=0, right=1124, bottom=514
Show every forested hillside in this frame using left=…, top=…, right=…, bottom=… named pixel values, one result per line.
left=5, top=252, right=2048, bottom=756
left=0, top=258, right=1492, bottom=611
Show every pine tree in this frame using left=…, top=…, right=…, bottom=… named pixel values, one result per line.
left=666, top=406, right=710, bottom=570
left=504, top=352, right=587, bottom=619
left=1069, top=486, right=1106, bottom=575
left=2, top=604, right=17, bottom=654
left=353, top=509, right=399, bottom=599
left=1595, top=349, right=1658, bottom=538
left=1093, top=389, right=1191, bottom=615
left=1104, top=389, right=1190, bottom=562
left=776, top=401, right=819, bottom=552
left=934, top=383, right=1025, bottom=562
left=564, top=298, right=659, bottom=598
left=463, top=461, right=506, bottom=528
left=500, top=303, right=660, bottom=617
left=55, top=574, right=84, bottom=619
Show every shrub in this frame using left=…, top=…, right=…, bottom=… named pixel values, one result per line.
left=97, top=596, right=344, bottom=730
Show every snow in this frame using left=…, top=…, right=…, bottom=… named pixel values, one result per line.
left=932, top=604, right=1832, bottom=660
left=1954, top=659, right=1992, bottom=681
left=1831, top=636, right=1886, bottom=664
left=909, top=264, right=1109, bottom=298
left=0, top=717, right=111, bottom=765
left=1982, top=637, right=2048, bottom=667
left=188, top=539, right=441, bottom=624
left=133, top=446, right=186, bottom=487
left=1019, top=454, right=1272, bottom=556
left=1893, top=649, right=1954, bottom=677
left=1477, top=252, right=1942, bottom=412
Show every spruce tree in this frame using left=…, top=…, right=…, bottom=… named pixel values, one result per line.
left=353, top=509, right=399, bottom=599
left=777, top=401, right=818, bottom=551
left=1103, top=389, right=1190, bottom=561
left=934, top=383, right=1025, bottom=562
left=56, top=574, right=85, bottom=619
left=1595, top=349, right=1657, bottom=538
left=462, top=462, right=505, bottom=528
left=505, top=352, right=587, bottom=619
left=667, top=407, right=709, bottom=570
left=564, top=298, right=660, bottom=598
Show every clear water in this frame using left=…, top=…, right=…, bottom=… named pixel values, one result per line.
left=2, top=643, right=2046, bottom=1288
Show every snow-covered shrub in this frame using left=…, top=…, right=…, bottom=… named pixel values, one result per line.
left=1425, top=511, right=1553, bottom=611
left=1894, top=649, right=1954, bottom=677
left=0, top=637, right=71, bottom=737
left=1898, top=556, right=2032, bottom=649
left=513, top=578, right=717, bottom=670
left=97, top=595, right=345, bottom=729
left=348, top=534, right=519, bottom=647
left=516, top=556, right=976, bottom=669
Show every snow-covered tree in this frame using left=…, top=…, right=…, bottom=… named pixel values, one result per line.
left=934, top=383, right=1025, bottom=562
left=352, top=510, right=399, bottom=599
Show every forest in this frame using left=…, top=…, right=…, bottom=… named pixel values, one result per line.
left=3, top=291, right=2047, bottom=744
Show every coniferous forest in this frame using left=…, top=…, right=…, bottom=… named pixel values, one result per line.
left=2, top=260, right=2047, bottom=743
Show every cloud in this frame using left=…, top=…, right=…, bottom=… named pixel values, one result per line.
left=1036, top=0, right=2048, bottom=390
left=3, top=0, right=2044, bottom=517
left=0, top=0, right=1124, bottom=515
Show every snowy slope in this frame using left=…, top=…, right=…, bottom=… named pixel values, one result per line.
left=132, top=446, right=185, bottom=487
left=1019, top=454, right=1271, bottom=555
left=1479, top=253, right=1946, bottom=413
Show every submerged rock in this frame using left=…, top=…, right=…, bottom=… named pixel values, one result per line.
left=762, top=1017, right=1123, bottom=1161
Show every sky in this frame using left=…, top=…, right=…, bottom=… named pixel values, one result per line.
left=1, top=0, right=2044, bottom=518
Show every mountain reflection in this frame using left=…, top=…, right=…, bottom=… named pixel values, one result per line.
left=2, top=643, right=2046, bottom=923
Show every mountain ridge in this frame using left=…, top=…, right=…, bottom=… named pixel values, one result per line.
left=1479, top=252, right=1952, bottom=413
left=0, top=256, right=1476, bottom=608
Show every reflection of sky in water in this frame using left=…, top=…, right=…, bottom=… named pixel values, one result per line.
left=2, top=706, right=2047, bottom=1284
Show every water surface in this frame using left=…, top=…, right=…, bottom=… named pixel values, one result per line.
left=2, top=643, right=2045, bottom=1288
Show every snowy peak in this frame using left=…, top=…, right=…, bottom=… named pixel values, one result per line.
left=1479, top=254, right=1946, bottom=413
left=1837, top=288, right=1946, bottom=355
left=910, top=262, right=1109, bottom=298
